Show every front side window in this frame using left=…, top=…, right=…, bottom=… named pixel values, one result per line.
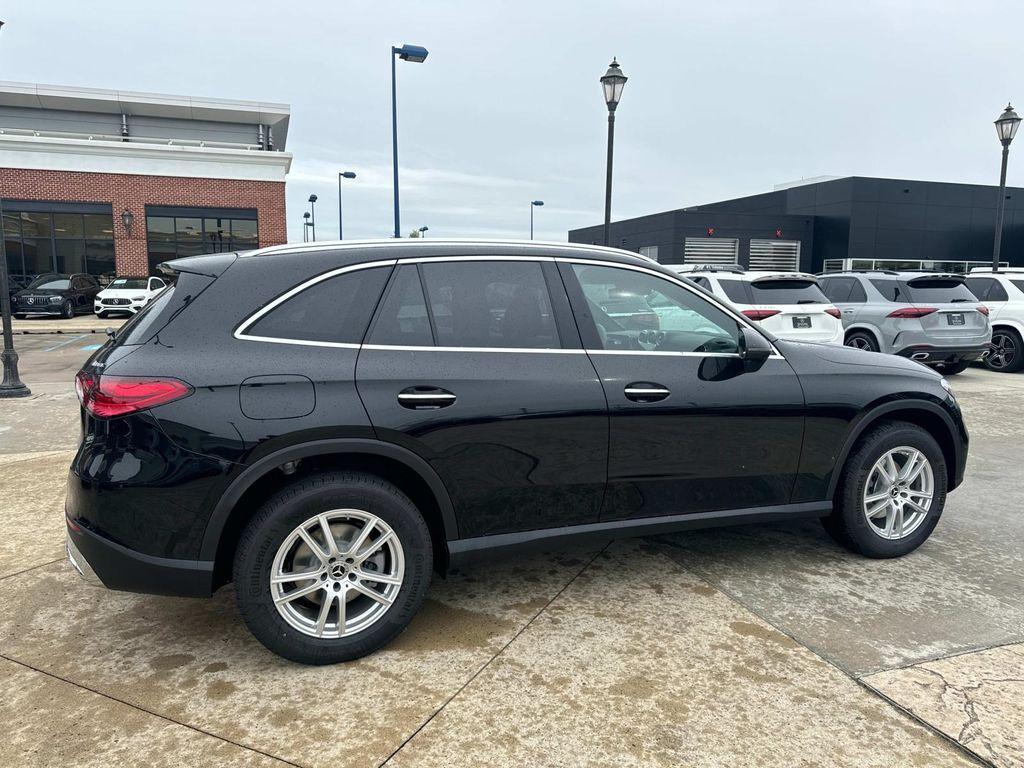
left=244, top=266, right=391, bottom=344
left=572, top=264, right=741, bottom=354
left=420, top=261, right=560, bottom=349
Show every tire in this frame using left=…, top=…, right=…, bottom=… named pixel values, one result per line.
left=845, top=331, right=879, bottom=352
left=933, top=361, right=970, bottom=376
left=233, top=472, right=432, bottom=664
left=96, top=311, right=107, bottom=319
left=60, top=300, right=73, bottom=319
left=985, top=327, right=1024, bottom=373
left=14, top=314, right=26, bottom=320
left=822, top=420, right=947, bottom=558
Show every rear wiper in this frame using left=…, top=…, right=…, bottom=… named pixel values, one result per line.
left=796, top=300, right=822, bottom=304
left=950, top=298, right=971, bottom=303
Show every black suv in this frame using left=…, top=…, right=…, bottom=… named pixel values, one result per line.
left=14, top=273, right=101, bottom=318
left=66, top=241, right=968, bottom=664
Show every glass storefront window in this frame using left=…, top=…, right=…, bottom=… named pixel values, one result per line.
left=20, top=212, right=51, bottom=238
left=145, top=208, right=258, bottom=273
left=53, top=213, right=85, bottom=239
left=55, top=240, right=87, bottom=273
left=83, top=214, right=115, bottom=239
left=1, top=204, right=114, bottom=279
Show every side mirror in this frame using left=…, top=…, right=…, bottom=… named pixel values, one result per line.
left=738, top=325, right=772, bottom=369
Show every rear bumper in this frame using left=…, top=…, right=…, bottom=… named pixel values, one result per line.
left=895, top=343, right=991, bottom=364
left=65, top=515, right=214, bottom=597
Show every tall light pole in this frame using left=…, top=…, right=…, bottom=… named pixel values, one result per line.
left=391, top=43, right=429, bottom=238
left=307, top=194, right=318, bottom=241
left=418, top=226, right=429, bottom=237
left=0, top=19, right=30, bottom=398
left=992, top=103, right=1021, bottom=273
left=337, top=171, right=356, bottom=240
left=530, top=200, right=544, bottom=240
left=600, top=58, right=627, bottom=247
left=302, top=212, right=311, bottom=243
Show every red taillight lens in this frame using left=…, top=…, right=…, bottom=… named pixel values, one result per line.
left=741, top=309, right=781, bottom=321
left=825, top=307, right=842, bottom=319
left=887, top=307, right=937, bottom=319
left=76, top=372, right=192, bottom=418
left=977, top=305, right=990, bottom=316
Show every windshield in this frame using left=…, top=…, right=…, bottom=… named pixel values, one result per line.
left=109, top=278, right=148, bottom=289
left=27, top=276, right=69, bottom=290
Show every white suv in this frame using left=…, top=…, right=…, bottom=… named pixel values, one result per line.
left=670, top=264, right=844, bottom=345
left=94, top=276, right=168, bottom=318
left=966, top=268, right=1024, bottom=372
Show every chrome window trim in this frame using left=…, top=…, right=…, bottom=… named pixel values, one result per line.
left=233, top=253, right=784, bottom=360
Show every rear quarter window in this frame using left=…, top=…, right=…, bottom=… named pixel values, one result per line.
left=244, top=266, right=391, bottom=344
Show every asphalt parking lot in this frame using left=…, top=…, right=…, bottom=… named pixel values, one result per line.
left=1, top=328, right=1021, bottom=767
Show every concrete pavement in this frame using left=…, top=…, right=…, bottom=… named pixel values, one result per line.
left=0, top=341, right=1020, bottom=767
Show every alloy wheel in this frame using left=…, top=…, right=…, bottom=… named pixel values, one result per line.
left=270, top=509, right=404, bottom=639
left=987, top=332, right=1016, bottom=370
left=862, top=447, right=934, bottom=540
left=847, top=336, right=873, bottom=351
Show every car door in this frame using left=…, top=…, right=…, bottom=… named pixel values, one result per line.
left=355, top=258, right=609, bottom=538
left=559, top=260, right=806, bottom=520
left=70, top=276, right=88, bottom=310
left=819, top=276, right=862, bottom=326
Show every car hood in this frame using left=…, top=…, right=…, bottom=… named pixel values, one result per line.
left=776, top=339, right=942, bottom=377
left=97, top=288, right=147, bottom=298
left=16, top=288, right=67, bottom=296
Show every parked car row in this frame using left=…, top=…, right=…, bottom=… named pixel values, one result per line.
left=10, top=273, right=168, bottom=319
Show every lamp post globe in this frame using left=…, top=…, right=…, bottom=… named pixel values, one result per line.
left=600, top=58, right=627, bottom=247
left=992, top=104, right=1021, bottom=273
left=307, top=194, right=318, bottom=241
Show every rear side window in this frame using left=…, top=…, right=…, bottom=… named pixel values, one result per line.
left=245, top=266, right=390, bottom=344
left=1011, top=280, right=1024, bottom=295
left=820, top=277, right=853, bottom=302
left=118, top=282, right=179, bottom=344
left=870, top=279, right=903, bottom=302
left=367, top=265, right=432, bottom=346
left=748, top=279, right=828, bottom=304
left=717, top=279, right=751, bottom=303
left=420, top=261, right=560, bottom=349
left=966, top=277, right=1008, bottom=302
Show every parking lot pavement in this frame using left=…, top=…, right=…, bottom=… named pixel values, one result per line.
left=0, top=343, right=1020, bottom=767
left=11, top=315, right=127, bottom=335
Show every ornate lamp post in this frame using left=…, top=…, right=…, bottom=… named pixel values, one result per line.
left=992, top=104, right=1021, bottom=273
left=600, top=58, right=627, bottom=247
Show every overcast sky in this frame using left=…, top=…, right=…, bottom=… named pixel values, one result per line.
left=2, top=1, right=1022, bottom=242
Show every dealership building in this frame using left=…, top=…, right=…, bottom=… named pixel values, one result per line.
left=1, top=81, right=291, bottom=281
left=569, top=175, right=1024, bottom=274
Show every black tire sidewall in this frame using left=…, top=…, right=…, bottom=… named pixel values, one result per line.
left=233, top=473, right=432, bottom=664
left=986, top=327, right=1024, bottom=373
left=836, top=423, right=947, bottom=558
left=62, top=300, right=73, bottom=319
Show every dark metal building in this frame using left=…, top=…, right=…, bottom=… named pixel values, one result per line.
left=568, top=176, right=1024, bottom=274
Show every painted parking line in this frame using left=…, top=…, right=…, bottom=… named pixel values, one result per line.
left=80, top=344, right=103, bottom=351
left=42, top=334, right=87, bottom=352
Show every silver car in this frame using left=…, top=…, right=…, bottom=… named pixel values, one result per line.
left=818, top=271, right=992, bottom=374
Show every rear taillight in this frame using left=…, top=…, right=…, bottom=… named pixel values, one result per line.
left=887, top=307, right=937, bottom=319
left=75, top=371, right=192, bottom=418
left=977, top=306, right=990, bottom=316
left=825, top=307, right=842, bottom=319
left=741, top=309, right=781, bottom=321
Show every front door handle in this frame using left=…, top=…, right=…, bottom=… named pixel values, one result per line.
left=398, top=386, right=457, bottom=410
left=624, top=382, right=670, bottom=403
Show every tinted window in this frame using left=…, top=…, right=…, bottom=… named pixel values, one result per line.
left=748, top=279, right=828, bottom=304
left=870, top=279, right=902, bottom=302
left=966, top=277, right=1008, bottom=302
left=717, top=279, right=751, bottom=303
left=848, top=279, right=867, bottom=302
left=1011, top=280, right=1024, bottom=295
left=820, top=277, right=853, bottom=303
left=573, top=264, right=741, bottom=354
left=420, top=261, right=560, bottom=349
left=246, top=267, right=391, bottom=344
left=367, top=265, right=432, bottom=346
left=903, top=278, right=976, bottom=303
left=111, top=279, right=149, bottom=290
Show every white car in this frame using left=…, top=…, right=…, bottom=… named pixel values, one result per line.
left=669, top=264, right=844, bottom=345
left=966, top=267, right=1024, bottom=372
left=94, top=276, right=168, bottom=318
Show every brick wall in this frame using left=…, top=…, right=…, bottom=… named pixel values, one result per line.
left=0, top=167, right=286, bottom=275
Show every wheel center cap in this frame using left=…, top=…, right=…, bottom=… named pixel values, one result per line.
left=330, top=563, right=346, bottom=579
left=890, top=486, right=900, bottom=497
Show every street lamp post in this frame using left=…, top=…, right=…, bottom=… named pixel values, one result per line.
left=302, top=212, right=311, bottom=243
left=600, top=58, right=627, bottom=247
left=307, top=194, right=318, bottom=242
left=530, top=200, right=544, bottom=240
left=418, top=226, right=429, bottom=237
left=0, top=19, right=30, bottom=398
left=992, top=103, right=1021, bottom=273
left=391, top=43, right=429, bottom=239
left=337, top=171, right=356, bottom=240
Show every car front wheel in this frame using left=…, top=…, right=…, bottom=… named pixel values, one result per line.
left=61, top=300, right=74, bottom=319
left=233, top=472, right=432, bottom=664
left=823, top=420, right=946, bottom=558
left=986, top=328, right=1024, bottom=373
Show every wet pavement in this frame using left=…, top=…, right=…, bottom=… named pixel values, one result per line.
left=0, top=334, right=1019, bottom=767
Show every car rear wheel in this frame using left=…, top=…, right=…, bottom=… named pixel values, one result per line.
left=845, top=331, right=879, bottom=352
left=14, top=314, right=26, bottom=320
left=822, top=421, right=946, bottom=558
left=985, top=328, right=1024, bottom=373
left=61, top=300, right=74, bottom=319
left=233, top=472, right=432, bottom=664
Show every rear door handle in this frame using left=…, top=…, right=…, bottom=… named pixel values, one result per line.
left=624, top=382, right=670, bottom=403
left=398, top=386, right=457, bottom=409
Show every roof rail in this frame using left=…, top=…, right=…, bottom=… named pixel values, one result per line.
left=675, top=263, right=745, bottom=274
left=240, top=238, right=640, bottom=259
left=826, top=269, right=901, bottom=276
